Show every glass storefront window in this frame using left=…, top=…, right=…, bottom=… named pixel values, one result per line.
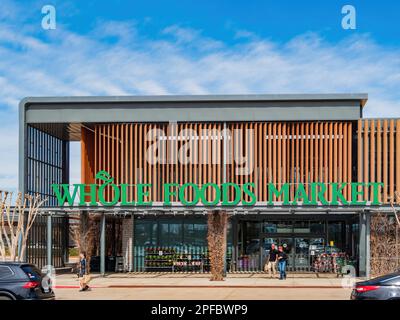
left=310, top=221, right=325, bottom=234
left=263, top=238, right=278, bottom=251
left=295, top=238, right=310, bottom=254
left=264, top=222, right=277, bottom=233
left=227, top=222, right=233, bottom=246
left=168, top=223, right=183, bottom=246
left=328, top=221, right=344, bottom=251
left=265, top=220, right=325, bottom=234
left=280, top=238, right=293, bottom=254
left=294, top=238, right=310, bottom=267
left=294, top=221, right=310, bottom=233
left=239, top=222, right=261, bottom=255
left=135, top=220, right=157, bottom=246
left=136, top=218, right=210, bottom=248
left=184, top=223, right=207, bottom=246
left=245, top=239, right=260, bottom=255
left=309, top=237, right=325, bottom=254
left=263, top=238, right=293, bottom=253
left=134, top=217, right=355, bottom=273
left=264, top=221, right=293, bottom=233
left=159, top=222, right=170, bottom=245
left=245, top=222, right=260, bottom=237
left=276, top=221, right=293, bottom=233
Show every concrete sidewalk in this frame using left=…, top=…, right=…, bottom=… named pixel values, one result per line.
left=54, top=272, right=357, bottom=289
left=53, top=274, right=354, bottom=300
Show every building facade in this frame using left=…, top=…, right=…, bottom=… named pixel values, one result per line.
left=19, top=94, right=400, bottom=276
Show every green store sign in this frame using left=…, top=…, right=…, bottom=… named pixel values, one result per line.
left=51, top=170, right=383, bottom=207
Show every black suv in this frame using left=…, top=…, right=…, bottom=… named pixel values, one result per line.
left=0, top=262, right=55, bottom=300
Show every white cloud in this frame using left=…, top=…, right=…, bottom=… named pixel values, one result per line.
left=162, top=25, right=223, bottom=50
left=0, top=5, right=400, bottom=191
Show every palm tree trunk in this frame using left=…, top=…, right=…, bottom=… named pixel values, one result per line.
left=207, top=210, right=228, bottom=281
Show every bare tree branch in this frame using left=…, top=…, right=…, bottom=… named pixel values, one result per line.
left=0, top=190, right=46, bottom=262
left=370, top=212, right=400, bottom=276
left=390, top=192, right=400, bottom=227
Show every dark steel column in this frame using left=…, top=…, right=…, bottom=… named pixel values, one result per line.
left=63, top=214, right=69, bottom=266
left=359, top=211, right=368, bottom=277
left=222, top=122, right=228, bottom=276
left=130, top=215, right=134, bottom=272
left=47, top=214, right=52, bottom=266
left=232, top=216, right=238, bottom=272
left=100, top=213, right=106, bottom=276
left=366, top=212, right=371, bottom=277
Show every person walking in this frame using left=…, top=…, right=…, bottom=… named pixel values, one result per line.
left=78, top=252, right=91, bottom=292
left=277, top=246, right=288, bottom=280
left=264, top=243, right=278, bottom=278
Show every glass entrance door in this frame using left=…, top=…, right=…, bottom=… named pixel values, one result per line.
left=262, top=237, right=325, bottom=272
left=294, top=237, right=325, bottom=271
left=294, top=238, right=310, bottom=271
left=237, top=221, right=262, bottom=271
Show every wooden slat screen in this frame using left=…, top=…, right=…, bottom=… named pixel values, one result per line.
left=227, top=121, right=353, bottom=202
left=358, top=119, right=399, bottom=204
left=82, top=121, right=354, bottom=203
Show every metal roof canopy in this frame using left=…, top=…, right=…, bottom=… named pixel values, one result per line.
left=33, top=203, right=399, bottom=216
left=20, top=93, right=367, bottom=140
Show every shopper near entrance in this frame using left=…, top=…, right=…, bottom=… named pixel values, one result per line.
left=265, top=244, right=279, bottom=278
left=78, top=252, right=91, bottom=292
left=277, top=246, right=288, bottom=280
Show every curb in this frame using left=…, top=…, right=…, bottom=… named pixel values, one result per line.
left=55, top=285, right=104, bottom=289
left=108, top=285, right=345, bottom=289
left=55, top=285, right=345, bottom=289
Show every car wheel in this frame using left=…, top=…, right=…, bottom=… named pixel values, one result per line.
left=0, top=295, right=14, bottom=300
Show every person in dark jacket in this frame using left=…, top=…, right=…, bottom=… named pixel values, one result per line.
left=78, top=252, right=90, bottom=292
left=264, top=243, right=279, bottom=278
left=277, top=246, right=288, bottom=280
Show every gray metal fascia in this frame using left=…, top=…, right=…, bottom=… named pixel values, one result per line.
left=20, top=93, right=368, bottom=104
left=24, top=102, right=363, bottom=123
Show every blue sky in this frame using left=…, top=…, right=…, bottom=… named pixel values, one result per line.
left=0, top=0, right=400, bottom=192
left=18, top=0, right=400, bottom=46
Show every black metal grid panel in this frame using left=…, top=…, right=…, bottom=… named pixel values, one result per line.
left=25, top=125, right=70, bottom=268
left=51, top=216, right=69, bottom=268
left=25, top=215, right=69, bottom=269
left=26, top=125, right=69, bottom=206
left=26, top=216, right=47, bottom=268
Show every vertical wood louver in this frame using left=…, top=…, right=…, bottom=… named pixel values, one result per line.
left=357, top=119, right=399, bottom=204
left=82, top=121, right=359, bottom=203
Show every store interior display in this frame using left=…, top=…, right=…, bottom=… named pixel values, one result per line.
left=143, top=246, right=232, bottom=272
left=312, top=252, right=356, bottom=274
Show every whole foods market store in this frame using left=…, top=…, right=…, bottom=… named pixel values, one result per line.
left=42, top=204, right=370, bottom=276
left=19, top=94, right=400, bottom=278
